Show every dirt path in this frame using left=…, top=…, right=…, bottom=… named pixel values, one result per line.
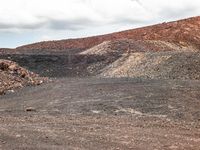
left=0, top=78, right=200, bottom=149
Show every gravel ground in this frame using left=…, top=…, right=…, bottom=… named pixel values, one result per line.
left=0, top=78, right=200, bottom=150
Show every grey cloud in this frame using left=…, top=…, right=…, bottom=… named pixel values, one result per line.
left=19, top=23, right=45, bottom=29
left=0, top=17, right=97, bottom=31
left=0, top=0, right=199, bottom=32
left=0, top=23, right=13, bottom=29
left=47, top=17, right=96, bottom=30
left=0, top=22, right=45, bottom=30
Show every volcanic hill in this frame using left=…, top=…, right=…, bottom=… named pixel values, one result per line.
left=15, top=16, right=200, bottom=52
left=0, top=16, right=200, bottom=80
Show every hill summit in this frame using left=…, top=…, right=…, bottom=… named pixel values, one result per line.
left=16, top=16, right=200, bottom=52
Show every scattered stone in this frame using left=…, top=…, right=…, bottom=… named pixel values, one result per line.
left=91, top=110, right=101, bottom=114
left=16, top=134, right=21, bottom=138
left=25, top=107, right=36, bottom=112
left=7, top=89, right=15, bottom=93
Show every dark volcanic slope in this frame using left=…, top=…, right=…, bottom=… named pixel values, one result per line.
left=16, top=16, right=200, bottom=52
left=1, top=45, right=200, bottom=79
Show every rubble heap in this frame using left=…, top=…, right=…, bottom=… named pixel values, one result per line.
left=0, top=59, right=46, bottom=95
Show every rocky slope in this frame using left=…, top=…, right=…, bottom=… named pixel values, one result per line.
left=99, top=51, right=200, bottom=80
left=78, top=39, right=200, bottom=80
left=0, top=60, right=45, bottom=95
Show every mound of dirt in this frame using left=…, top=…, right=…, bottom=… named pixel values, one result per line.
left=99, top=51, right=200, bottom=80
left=0, top=60, right=46, bottom=95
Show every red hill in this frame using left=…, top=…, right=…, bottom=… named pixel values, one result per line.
left=16, top=16, right=200, bottom=52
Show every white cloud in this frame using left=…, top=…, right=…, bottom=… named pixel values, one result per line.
left=0, top=0, right=199, bottom=31
left=0, top=0, right=199, bottom=47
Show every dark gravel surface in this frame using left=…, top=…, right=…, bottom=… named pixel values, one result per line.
left=0, top=77, right=200, bottom=149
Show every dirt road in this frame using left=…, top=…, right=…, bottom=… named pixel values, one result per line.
left=0, top=78, right=200, bottom=149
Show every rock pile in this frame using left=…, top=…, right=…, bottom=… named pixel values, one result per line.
left=0, top=59, right=46, bottom=95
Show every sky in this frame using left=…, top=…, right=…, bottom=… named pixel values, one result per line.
left=0, top=0, right=200, bottom=48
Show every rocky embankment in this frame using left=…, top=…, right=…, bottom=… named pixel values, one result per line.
left=0, top=59, right=46, bottom=95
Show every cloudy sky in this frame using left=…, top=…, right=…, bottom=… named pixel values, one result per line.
left=0, top=0, right=200, bottom=48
